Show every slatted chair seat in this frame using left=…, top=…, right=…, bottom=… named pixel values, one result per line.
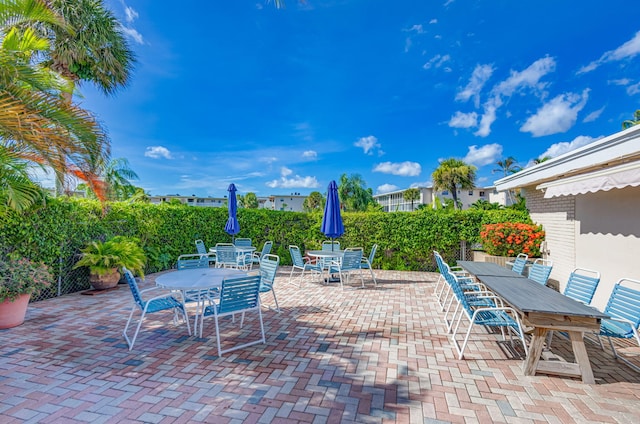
left=289, top=245, right=322, bottom=286
left=511, top=253, right=528, bottom=275
left=597, top=278, right=640, bottom=371
left=447, top=268, right=527, bottom=360
left=122, top=267, right=191, bottom=350
left=200, top=275, right=266, bottom=356
left=528, top=259, right=553, bottom=286
left=214, top=243, right=242, bottom=269
left=257, top=254, right=280, bottom=312
left=359, top=243, right=378, bottom=286
left=195, top=239, right=216, bottom=266
left=251, top=241, right=273, bottom=269
left=327, top=248, right=364, bottom=289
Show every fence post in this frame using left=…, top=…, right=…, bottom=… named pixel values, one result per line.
left=459, top=240, right=467, bottom=261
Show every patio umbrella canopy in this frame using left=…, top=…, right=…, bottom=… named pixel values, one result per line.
left=321, top=180, right=345, bottom=249
left=224, top=183, right=240, bottom=241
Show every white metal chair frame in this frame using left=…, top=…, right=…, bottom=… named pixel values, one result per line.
left=200, top=275, right=266, bottom=356
left=289, top=245, right=322, bottom=286
left=359, top=244, right=378, bottom=286
left=328, top=248, right=365, bottom=290
left=122, top=268, right=191, bottom=350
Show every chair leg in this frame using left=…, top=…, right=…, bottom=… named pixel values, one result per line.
left=123, top=306, right=138, bottom=349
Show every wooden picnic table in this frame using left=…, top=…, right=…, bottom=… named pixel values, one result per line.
left=457, top=261, right=608, bottom=384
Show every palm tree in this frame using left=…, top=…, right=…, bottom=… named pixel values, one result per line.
left=303, top=191, right=324, bottom=211
left=533, top=156, right=551, bottom=164
left=102, top=157, right=138, bottom=200
left=622, top=110, right=640, bottom=130
left=493, top=156, right=521, bottom=176
left=432, top=158, right=476, bottom=210
left=1, top=1, right=109, bottom=206
left=403, top=188, right=420, bottom=211
left=338, top=173, right=374, bottom=211
left=0, top=144, right=46, bottom=211
left=44, top=0, right=136, bottom=100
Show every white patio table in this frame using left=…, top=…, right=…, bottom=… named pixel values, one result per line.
left=156, top=268, right=246, bottom=337
left=307, top=249, right=345, bottom=283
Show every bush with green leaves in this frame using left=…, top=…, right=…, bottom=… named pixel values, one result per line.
left=0, top=256, right=53, bottom=302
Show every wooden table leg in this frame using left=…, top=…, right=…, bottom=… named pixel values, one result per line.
left=523, top=327, right=547, bottom=376
left=568, top=331, right=595, bottom=384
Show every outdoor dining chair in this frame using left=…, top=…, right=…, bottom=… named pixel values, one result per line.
left=528, top=258, right=553, bottom=285
left=214, top=243, right=244, bottom=269
left=327, top=248, right=364, bottom=289
left=546, top=267, right=601, bottom=348
left=195, top=239, right=216, bottom=266
left=200, top=275, right=265, bottom=356
left=447, top=269, right=528, bottom=360
left=122, top=267, right=191, bottom=350
left=359, top=243, right=378, bottom=286
left=433, top=251, right=473, bottom=311
left=511, top=253, right=529, bottom=275
left=322, top=240, right=340, bottom=251
left=596, top=278, right=640, bottom=371
left=289, top=245, right=322, bottom=286
left=257, top=253, right=280, bottom=312
left=251, top=241, right=273, bottom=269
left=234, top=238, right=252, bottom=247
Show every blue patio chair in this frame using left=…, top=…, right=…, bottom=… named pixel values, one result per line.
left=597, top=278, right=640, bottom=371
left=433, top=251, right=474, bottom=311
left=528, top=258, right=553, bottom=285
left=258, top=254, right=280, bottom=312
left=195, top=239, right=216, bottom=266
left=214, top=243, right=242, bottom=269
left=511, top=253, right=528, bottom=275
left=251, top=241, right=273, bottom=269
left=200, top=275, right=265, bottom=356
left=447, top=269, right=528, bottom=360
left=546, top=268, right=601, bottom=348
left=234, top=238, right=252, bottom=247
left=289, top=245, right=322, bottom=286
left=322, top=240, right=340, bottom=251
left=328, top=248, right=364, bottom=290
left=359, top=244, right=378, bottom=286
left=122, top=267, right=191, bottom=350
left=177, top=253, right=210, bottom=270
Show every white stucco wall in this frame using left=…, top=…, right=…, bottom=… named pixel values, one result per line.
left=573, top=186, right=640, bottom=308
left=524, top=185, right=640, bottom=310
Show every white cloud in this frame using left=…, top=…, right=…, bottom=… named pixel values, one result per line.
left=258, top=156, right=278, bottom=164
left=463, top=144, right=503, bottom=167
left=470, top=57, right=556, bottom=137
left=354, top=135, right=382, bottom=155
left=373, top=161, right=422, bottom=176
left=302, top=150, right=317, bottom=159
left=403, top=24, right=424, bottom=34
left=582, top=106, right=605, bottom=123
left=429, top=19, right=438, bottom=24
left=266, top=167, right=319, bottom=189
left=376, top=184, right=399, bottom=194
left=444, top=0, right=455, bottom=6
left=448, top=111, right=478, bottom=128
left=537, top=135, right=597, bottom=160
left=120, top=26, right=144, bottom=44
left=578, top=31, right=640, bottom=74
left=493, top=56, right=555, bottom=97
left=627, top=82, right=640, bottom=95
left=410, top=181, right=432, bottom=188
left=609, top=78, right=632, bottom=86
left=423, top=54, right=451, bottom=70
left=124, top=6, right=138, bottom=23
left=145, top=146, right=173, bottom=159
left=520, top=89, right=589, bottom=137
left=456, top=64, right=495, bottom=107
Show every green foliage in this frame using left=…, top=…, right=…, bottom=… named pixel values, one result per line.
left=74, top=235, right=146, bottom=277
left=0, top=256, right=53, bottom=302
left=0, top=198, right=533, bottom=297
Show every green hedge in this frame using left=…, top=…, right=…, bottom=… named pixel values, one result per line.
left=0, top=198, right=531, bottom=280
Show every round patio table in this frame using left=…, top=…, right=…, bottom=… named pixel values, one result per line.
left=156, top=268, right=246, bottom=336
left=307, top=250, right=345, bottom=283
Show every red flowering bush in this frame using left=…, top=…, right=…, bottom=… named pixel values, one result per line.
left=479, top=222, right=545, bottom=257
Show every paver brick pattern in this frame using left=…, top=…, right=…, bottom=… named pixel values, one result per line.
left=1, top=268, right=639, bottom=423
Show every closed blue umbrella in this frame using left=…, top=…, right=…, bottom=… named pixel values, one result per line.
left=224, top=183, right=240, bottom=241
left=321, top=180, right=344, bottom=250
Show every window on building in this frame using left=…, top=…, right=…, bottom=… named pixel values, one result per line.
left=442, top=190, right=449, bottom=195
left=479, top=191, right=485, bottom=197
left=468, top=190, right=473, bottom=195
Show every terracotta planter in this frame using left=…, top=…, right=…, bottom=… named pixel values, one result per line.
left=90, top=269, right=121, bottom=290
left=0, top=293, right=31, bottom=329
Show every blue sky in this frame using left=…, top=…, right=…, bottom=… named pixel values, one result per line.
left=75, top=0, right=640, bottom=197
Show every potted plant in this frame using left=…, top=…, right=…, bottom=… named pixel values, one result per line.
left=74, top=236, right=146, bottom=290
left=477, top=222, right=545, bottom=265
left=0, top=256, right=53, bottom=329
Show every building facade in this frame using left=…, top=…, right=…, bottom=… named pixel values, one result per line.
left=373, top=186, right=499, bottom=211
left=494, top=125, right=640, bottom=309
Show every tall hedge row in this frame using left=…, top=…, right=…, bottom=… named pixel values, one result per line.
left=0, top=198, right=530, bottom=278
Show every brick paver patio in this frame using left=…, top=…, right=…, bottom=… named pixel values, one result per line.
left=1, top=268, right=639, bottom=423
